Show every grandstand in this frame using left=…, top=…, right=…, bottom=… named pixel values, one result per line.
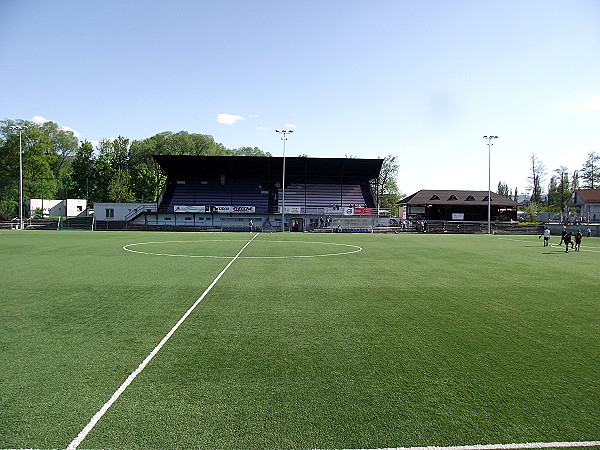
left=143, top=155, right=383, bottom=231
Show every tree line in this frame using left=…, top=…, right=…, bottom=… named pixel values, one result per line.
left=498, top=152, right=599, bottom=217
left=0, top=118, right=271, bottom=219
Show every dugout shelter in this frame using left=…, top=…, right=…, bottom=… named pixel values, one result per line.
left=145, top=155, right=383, bottom=231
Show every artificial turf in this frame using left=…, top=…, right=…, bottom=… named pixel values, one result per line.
left=0, top=230, right=598, bottom=449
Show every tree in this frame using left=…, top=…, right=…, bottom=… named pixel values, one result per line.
left=525, top=201, right=541, bottom=222
left=0, top=118, right=77, bottom=218
left=547, top=166, right=571, bottom=212
left=373, top=155, right=401, bottom=216
left=571, top=170, right=580, bottom=191
left=107, top=167, right=135, bottom=203
left=497, top=181, right=510, bottom=198
left=580, top=151, right=599, bottom=189
left=234, top=146, right=271, bottom=157
left=70, top=140, right=96, bottom=204
left=527, top=154, right=546, bottom=203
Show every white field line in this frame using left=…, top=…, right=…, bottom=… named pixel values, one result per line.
left=122, top=239, right=363, bottom=259
left=66, top=233, right=260, bottom=450
left=349, top=442, right=600, bottom=450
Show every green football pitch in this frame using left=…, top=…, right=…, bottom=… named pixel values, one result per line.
left=1, top=230, right=598, bottom=450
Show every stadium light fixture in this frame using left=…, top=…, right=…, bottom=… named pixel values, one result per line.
left=483, top=135, right=498, bottom=234
left=10, top=125, right=27, bottom=230
left=275, top=129, right=294, bottom=232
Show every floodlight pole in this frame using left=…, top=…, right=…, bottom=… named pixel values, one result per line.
left=10, top=125, right=27, bottom=230
left=483, top=135, right=498, bottom=234
left=275, top=129, right=293, bottom=232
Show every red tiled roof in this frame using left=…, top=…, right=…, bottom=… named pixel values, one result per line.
left=575, top=189, right=600, bottom=203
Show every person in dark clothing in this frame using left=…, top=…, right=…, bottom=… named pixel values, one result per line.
left=559, top=226, right=567, bottom=245
left=563, top=232, right=572, bottom=253
left=575, top=230, right=583, bottom=251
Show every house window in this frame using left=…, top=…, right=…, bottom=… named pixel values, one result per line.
left=465, top=195, right=476, bottom=201
left=448, top=195, right=458, bottom=201
left=482, top=196, right=491, bottom=201
left=105, top=208, right=114, bottom=218
left=430, top=195, right=440, bottom=200
left=77, top=205, right=83, bottom=212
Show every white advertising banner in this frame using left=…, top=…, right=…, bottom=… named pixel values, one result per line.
left=324, top=207, right=343, bottom=215
left=174, top=205, right=255, bottom=213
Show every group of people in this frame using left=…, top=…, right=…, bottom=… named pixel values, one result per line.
left=543, top=226, right=584, bottom=253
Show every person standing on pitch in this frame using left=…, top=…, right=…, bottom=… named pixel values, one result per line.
left=575, top=230, right=583, bottom=251
left=559, top=226, right=567, bottom=246
left=543, top=227, right=551, bottom=247
left=563, top=232, right=572, bottom=253
left=249, top=219, right=253, bottom=232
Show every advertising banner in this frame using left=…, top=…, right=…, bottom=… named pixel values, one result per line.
left=174, top=205, right=255, bottom=213
left=353, top=207, right=373, bottom=215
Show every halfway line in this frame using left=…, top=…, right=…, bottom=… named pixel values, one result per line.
left=66, top=233, right=260, bottom=450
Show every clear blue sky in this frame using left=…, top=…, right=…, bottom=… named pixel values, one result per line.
left=2, top=0, right=599, bottom=196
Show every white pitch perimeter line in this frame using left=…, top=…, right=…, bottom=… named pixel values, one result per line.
left=66, top=233, right=260, bottom=450
left=343, top=441, right=600, bottom=450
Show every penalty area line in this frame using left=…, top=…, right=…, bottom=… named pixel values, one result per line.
left=66, top=233, right=260, bottom=450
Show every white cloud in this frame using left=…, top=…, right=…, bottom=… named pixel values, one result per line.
left=284, top=123, right=297, bottom=128
left=217, top=113, right=245, bottom=124
left=32, top=115, right=49, bottom=124
left=573, top=95, right=600, bottom=111
left=31, top=115, right=81, bottom=137
left=257, top=126, right=267, bottom=131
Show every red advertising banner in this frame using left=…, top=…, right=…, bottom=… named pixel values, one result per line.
left=354, top=207, right=373, bottom=215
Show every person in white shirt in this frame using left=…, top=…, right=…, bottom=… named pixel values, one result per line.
left=543, top=227, right=551, bottom=247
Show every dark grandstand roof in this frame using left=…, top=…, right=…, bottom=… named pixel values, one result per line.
left=153, top=155, right=383, bottom=184
left=397, top=190, right=518, bottom=206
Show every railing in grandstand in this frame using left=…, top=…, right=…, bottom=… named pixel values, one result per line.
left=220, top=216, right=264, bottom=232
left=329, top=217, right=374, bottom=233
left=124, top=204, right=157, bottom=222
left=278, top=183, right=368, bottom=211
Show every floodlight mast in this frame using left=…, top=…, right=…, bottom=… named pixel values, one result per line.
left=275, top=129, right=293, bottom=232
left=10, top=125, right=27, bottom=230
left=483, top=135, right=498, bottom=234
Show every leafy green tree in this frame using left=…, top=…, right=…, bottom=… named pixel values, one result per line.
left=580, top=151, right=599, bottom=189
left=70, top=140, right=96, bottom=204
left=525, top=201, right=541, bottom=222
left=39, top=120, right=78, bottom=175
left=373, top=154, right=401, bottom=216
left=107, top=167, right=135, bottom=203
left=497, top=181, right=510, bottom=197
left=130, top=163, right=157, bottom=202
left=234, top=146, right=272, bottom=157
left=547, top=166, right=571, bottom=212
